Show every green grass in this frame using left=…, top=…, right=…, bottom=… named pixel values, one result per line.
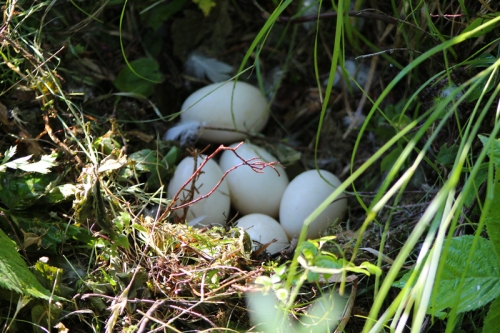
left=1, top=0, right=500, bottom=332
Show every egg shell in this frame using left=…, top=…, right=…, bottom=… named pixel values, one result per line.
left=236, top=214, right=289, bottom=254
left=219, top=143, right=288, bottom=218
left=180, top=81, right=269, bottom=143
left=167, top=155, right=230, bottom=227
left=279, top=170, right=346, bottom=240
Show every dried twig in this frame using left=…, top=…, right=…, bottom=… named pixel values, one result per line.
left=160, top=142, right=281, bottom=221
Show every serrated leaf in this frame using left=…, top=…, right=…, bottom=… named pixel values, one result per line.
left=429, top=236, right=500, bottom=316
left=192, top=0, right=216, bottom=16
left=185, top=53, right=232, bottom=82
left=483, top=295, right=500, bottom=333
left=486, top=166, right=500, bottom=266
left=0, top=172, right=59, bottom=209
left=45, top=183, right=76, bottom=204
left=17, top=154, right=58, bottom=174
left=4, top=155, right=32, bottom=169
left=2, top=145, right=17, bottom=164
left=0, top=229, right=62, bottom=301
left=1, top=149, right=57, bottom=174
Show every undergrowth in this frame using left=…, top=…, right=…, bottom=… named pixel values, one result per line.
left=0, top=0, right=499, bottom=332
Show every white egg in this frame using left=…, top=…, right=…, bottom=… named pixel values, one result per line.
left=236, top=214, right=290, bottom=254
left=180, top=81, right=269, bottom=143
left=219, top=143, right=289, bottom=218
left=280, top=170, right=347, bottom=240
left=167, top=155, right=230, bottom=227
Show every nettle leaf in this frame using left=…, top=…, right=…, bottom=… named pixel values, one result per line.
left=483, top=295, right=500, bottom=333
left=0, top=172, right=59, bottom=209
left=0, top=146, right=57, bottom=174
left=428, top=236, right=500, bottom=316
left=185, top=53, right=232, bottom=83
left=0, top=229, right=62, bottom=301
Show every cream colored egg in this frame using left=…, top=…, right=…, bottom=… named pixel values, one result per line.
left=236, top=214, right=290, bottom=254
left=280, top=170, right=346, bottom=240
left=219, top=143, right=288, bottom=218
left=167, top=155, right=230, bottom=227
left=180, top=81, right=269, bottom=143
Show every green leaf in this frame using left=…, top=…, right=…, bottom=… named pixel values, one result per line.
left=33, top=260, right=74, bottom=298
left=486, top=166, right=500, bottom=267
left=359, top=261, right=382, bottom=277
left=44, top=183, right=76, bottom=204
left=0, top=146, right=17, bottom=167
left=0, top=172, right=59, bottom=209
left=483, top=295, right=500, bottom=333
left=113, top=58, right=162, bottom=97
left=164, top=146, right=181, bottom=168
left=192, top=0, right=216, bottom=16
left=429, top=236, right=500, bottom=316
left=466, top=74, right=496, bottom=103
left=298, top=241, right=318, bottom=262
left=141, top=0, right=190, bottom=30
left=0, top=229, right=62, bottom=301
left=0, top=146, right=58, bottom=174
left=436, top=144, right=458, bottom=167
left=479, top=134, right=500, bottom=166
left=462, top=13, right=500, bottom=38
left=307, top=255, right=342, bottom=282
left=380, top=146, right=403, bottom=173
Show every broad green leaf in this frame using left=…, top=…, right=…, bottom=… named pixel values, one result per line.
left=0, top=172, right=59, bottom=209
left=308, top=255, right=342, bottom=282
left=428, top=236, right=500, bottom=316
left=0, top=229, right=61, bottom=301
left=113, top=58, right=162, bottom=97
left=298, top=240, right=318, bottom=262
left=33, top=260, right=74, bottom=298
left=483, top=295, right=500, bottom=333
left=164, top=146, right=181, bottom=168
left=127, top=149, right=161, bottom=173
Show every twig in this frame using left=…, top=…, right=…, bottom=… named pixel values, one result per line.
left=136, top=300, right=167, bottom=333
left=160, top=142, right=281, bottom=221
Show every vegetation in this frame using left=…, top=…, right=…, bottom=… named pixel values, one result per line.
left=0, top=0, right=499, bottom=332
